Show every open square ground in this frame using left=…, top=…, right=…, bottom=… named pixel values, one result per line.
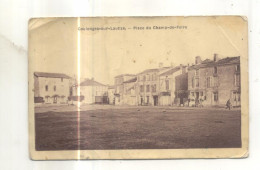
left=35, top=105, right=241, bottom=150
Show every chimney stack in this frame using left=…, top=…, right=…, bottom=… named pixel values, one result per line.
left=180, top=64, right=186, bottom=74
left=195, top=56, right=202, bottom=65
left=214, top=53, right=219, bottom=62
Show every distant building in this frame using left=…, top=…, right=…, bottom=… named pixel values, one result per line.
left=188, top=54, right=240, bottom=107
left=159, top=65, right=188, bottom=106
left=136, top=64, right=171, bottom=106
left=108, top=85, right=115, bottom=105
left=79, top=78, right=108, bottom=104
left=122, top=77, right=137, bottom=105
left=114, top=74, right=136, bottom=105
left=34, top=72, right=71, bottom=104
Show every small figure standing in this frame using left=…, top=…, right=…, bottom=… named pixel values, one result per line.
left=226, top=99, right=232, bottom=110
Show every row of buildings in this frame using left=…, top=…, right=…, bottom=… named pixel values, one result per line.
left=112, top=54, right=241, bottom=107
left=34, top=54, right=241, bottom=107
left=34, top=73, right=108, bottom=105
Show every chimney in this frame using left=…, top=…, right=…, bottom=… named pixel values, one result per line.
left=195, top=56, right=202, bottom=65
left=91, top=77, right=94, bottom=80
left=180, top=64, right=186, bottom=74
left=159, top=62, right=163, bottom=68
left=214, top=53, right=219, bottom=62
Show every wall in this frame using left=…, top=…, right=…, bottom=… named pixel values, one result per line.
left=188, top=64, right=240, bottom=106
left=35, top=76, right=70, bottom=104
left=136, top=71, right=159, bottom=105
left=80, top=85, right=108, bottom=104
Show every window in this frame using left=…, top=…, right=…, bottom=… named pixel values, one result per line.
left=214, top=77, right=219, bottom=87
left=213, top=92, right=218, bottom=102
left=165, top=80, right=169, bottom=90
left=54, top=85, right=56, bottom=91
left=192, top=78, right=194, bottom=88
left=152, top=84, right=156, bottom=92
left=195, top=69, right=199, bottom=76
left=140, top=85, right=144, bottom=92
left=200, top=92, right=203, bottom=96
left=195, top=78, right=199, bottom=87
left=61, top=78, right=63, bottom=82
left=45, top=85, right=48, bottom=91
left=214, top=67, right=218, bottom=74
left=146, top=85, right=150, bottom=92
left=235, top=74, right=240, bottom=86
left=191, top=92, right=194, bottom=97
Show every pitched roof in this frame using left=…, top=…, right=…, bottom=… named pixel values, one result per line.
left=80, top=79, right=106, bottom=86
left=34, top=72, right=71, bottom=79
left=123, top=77, right=137, bottom=83
left=115, top=74, right=135, bottom=78
left=138, top=68, right=159, bottom=75
left=159, top=66, right=181, bottom=76
left=189, top=56, right=240, bottom=70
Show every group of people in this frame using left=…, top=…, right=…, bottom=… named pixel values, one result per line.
left=187, top=98, right=233, bottom=110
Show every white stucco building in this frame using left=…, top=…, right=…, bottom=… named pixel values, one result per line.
left=78, top=78, right=108, bottom=104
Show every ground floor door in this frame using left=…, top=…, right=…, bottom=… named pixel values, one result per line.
left=212, top=91, right=219, bottom=105
left=195, top=92, right=199, bottom=106
left=140, top=97, right=143, bottom=106
left=53, top=96, right=57, bottom=104
left=180, top=97, right=184, bottom=105
left=153, top=96, right=158, bottom=106
left=232, top=91, right=241, bottom=107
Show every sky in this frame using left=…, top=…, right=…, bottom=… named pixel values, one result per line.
left=29, top=17, right=247, bottom=85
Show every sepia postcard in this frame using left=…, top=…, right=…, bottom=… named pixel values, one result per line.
left=28, top=16, right=248, bottom=160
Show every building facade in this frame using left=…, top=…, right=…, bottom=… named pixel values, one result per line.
left=159, top=65, right=188, bottom=106
left=114, top=74, right=136, bottom=105
left=34, top=72, right=71, bottom=104
left=122, top=77, right=137, bottom=105
left=136, top=64, right=172, bottom=106
left=188, top=54, right=240, bottom=107
left=79, top=78, right=108, bottom=104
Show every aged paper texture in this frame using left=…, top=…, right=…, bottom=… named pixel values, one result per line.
left=28, top=16, right=248, bottom=160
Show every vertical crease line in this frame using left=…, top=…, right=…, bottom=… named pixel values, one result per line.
left=77, top=17, right=81, bottom=160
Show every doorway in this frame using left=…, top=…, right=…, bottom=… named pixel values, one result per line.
left=153, top=96, right=158, bottom=106
left=53, top=96, right=57, bottom=104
